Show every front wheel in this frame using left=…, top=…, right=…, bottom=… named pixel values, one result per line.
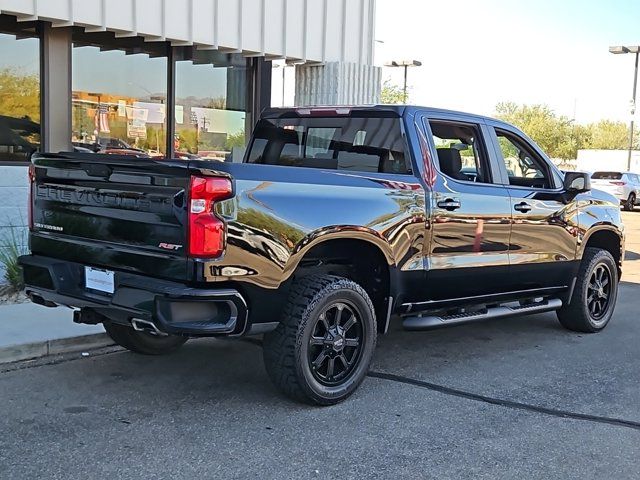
left=623, top=193, right=636, bottom=211
left=263, top=275, right=377, bottom=405
left=557, top=248, right=619, bottom=333
left=103, top=321, right=188, bottom=355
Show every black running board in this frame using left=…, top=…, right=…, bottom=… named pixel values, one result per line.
left=402, top=298, right=563, bottom=331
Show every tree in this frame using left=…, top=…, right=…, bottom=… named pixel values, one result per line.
left=584, top=120, right=630, bottom=150
left=494, top=102, right=640, bottom=159
left=380, top=79, right=408, bottom=104
left=206, top=96, right=227, bottom=109
left=495, top=102, right=578, bottom=159
left=0, top=68, right=40, bottom=122
left=225, top=130, right=245, bottom=150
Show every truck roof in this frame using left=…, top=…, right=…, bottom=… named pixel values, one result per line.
left=261, top=105, right=501, bottom=125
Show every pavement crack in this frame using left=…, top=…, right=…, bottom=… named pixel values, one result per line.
left=368, top=370, right=640, bottom=432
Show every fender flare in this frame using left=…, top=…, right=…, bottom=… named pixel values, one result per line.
left=578, top=223, right=624, bottom=261
left=280, top=226, right=395, bottom=283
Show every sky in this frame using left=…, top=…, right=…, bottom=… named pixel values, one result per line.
left=4, top=4, right=639, bottom=125
left=375, top=0, right=640, bottom=124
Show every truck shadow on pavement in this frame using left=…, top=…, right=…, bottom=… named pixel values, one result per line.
left=23, top=281, right=638, bottom=425
left=51, top=282, right=637, bottom=408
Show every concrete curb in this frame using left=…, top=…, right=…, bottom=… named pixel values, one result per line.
left=0, top=333, right=115, bottom=364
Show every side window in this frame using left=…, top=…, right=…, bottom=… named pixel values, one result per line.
left=429, top=121, right=492, bottom=183
left=495, top=130, right=553, bottom=189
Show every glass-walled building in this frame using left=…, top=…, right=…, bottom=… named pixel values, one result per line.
left=0, top=0, right=379, bottom=273
left=71, top=36, right=170, bottom=158
left=70, top=32, right=256, bottom=163
left=68, top=36, right=251, bottom=162
left=0, top=16, right=40, bottom=163
left=0, top=16, right=268, bottom=166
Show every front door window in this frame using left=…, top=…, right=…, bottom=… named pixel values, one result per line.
left=495, top=130, right=553, bottom=189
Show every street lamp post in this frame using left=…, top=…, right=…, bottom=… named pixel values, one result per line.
left=272, top=63, right=287, bottom=107
left=384, top=59, right=422, bottom=104
left=609, top=45, right=640, bottom=171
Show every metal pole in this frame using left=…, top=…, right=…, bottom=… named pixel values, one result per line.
left=403, top=65, right=408, bottom=104
left=282, top=66, right=286, bottom=107
left=628, top=50, right=639, bottom=171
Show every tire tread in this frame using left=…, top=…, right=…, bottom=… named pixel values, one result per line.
left=557, top=247, right=618, bottom=333
left=263, top=274, right=376, bottom=405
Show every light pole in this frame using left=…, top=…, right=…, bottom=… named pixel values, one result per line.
left=272, top=63, right=288, bottom=107
left=384, top=59, right=422, bottom=103
left=609, top=45, right=640, bottom=171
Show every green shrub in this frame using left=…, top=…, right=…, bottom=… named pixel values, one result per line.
left=0, top=227, right=27, bottom=292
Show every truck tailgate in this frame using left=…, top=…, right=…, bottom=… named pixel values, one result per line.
left=30, top=153, right=191, bottom=281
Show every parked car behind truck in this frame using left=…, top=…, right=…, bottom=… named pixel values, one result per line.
left=20, top=106, right=625, bottom=405
left=591, top=171, right=640, bottom=211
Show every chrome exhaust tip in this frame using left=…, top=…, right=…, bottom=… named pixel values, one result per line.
left=131, top=318, right=167, bottom=336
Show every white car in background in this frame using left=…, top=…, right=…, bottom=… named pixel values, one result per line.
left=591, top=171, right=640, bottom=211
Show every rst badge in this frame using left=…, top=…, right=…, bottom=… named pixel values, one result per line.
left=158, top=243, right=182, bottom=251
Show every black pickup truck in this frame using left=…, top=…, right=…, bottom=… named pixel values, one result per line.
left=20, top=106, right=624, bottom=405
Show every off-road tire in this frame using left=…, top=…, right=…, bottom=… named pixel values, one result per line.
left=104, top=321, right=188, bottom=355
left=624, top=193, right=636, bottom=211
left=557, top=248, right=618, bottom=333
left=263, top=275, right=377, bottom=405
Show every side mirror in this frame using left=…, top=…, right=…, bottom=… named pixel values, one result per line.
left=563, top=171, right=591, bottom=193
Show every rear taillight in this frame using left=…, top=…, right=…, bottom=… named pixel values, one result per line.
left=28, top=163, right=35, bottom=230
left=611, top=181, right=626, bottom=186
left=188, top=175, right=233, bottom=258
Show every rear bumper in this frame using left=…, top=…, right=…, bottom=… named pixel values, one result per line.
left=19, top=255, right=249, bottom=337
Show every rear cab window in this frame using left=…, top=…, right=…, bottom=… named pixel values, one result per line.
left=246, top=114, right=411, bottom=175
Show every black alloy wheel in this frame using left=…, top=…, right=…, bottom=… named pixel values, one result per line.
left=263, top=275, right=377, bottom=405
left=308, top=301, right=363, bottom=386
left=586, top=263, right=612, bottom=322
left=557, top=247, right=618, bottom=333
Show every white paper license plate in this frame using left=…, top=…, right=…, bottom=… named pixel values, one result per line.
left=85, top=267, right=115, bottom=294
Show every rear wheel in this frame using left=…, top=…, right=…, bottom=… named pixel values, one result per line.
left=103, top=321, right=188, bottom=355
left=557, top=248, right=618, bottom=333
left=624, top=193, right=636, bottom=211
left=263, top=275, right=377, bottom=405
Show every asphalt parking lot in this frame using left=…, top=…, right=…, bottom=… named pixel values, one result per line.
left=1, top=212, right=640, bottom=479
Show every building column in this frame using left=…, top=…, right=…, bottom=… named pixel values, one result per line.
left=294, top=62, right=381, bottom=106
left=41, top=24, right=72, bottom=153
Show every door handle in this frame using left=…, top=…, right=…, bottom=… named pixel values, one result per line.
left=437, top=199, right=461, bottom=211
left=514, top=202, right=532, bottom=213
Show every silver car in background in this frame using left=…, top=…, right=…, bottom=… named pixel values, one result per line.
left=591, top=171, right=640, bottom=211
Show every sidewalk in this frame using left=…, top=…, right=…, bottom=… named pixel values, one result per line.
left=0, top=302, right=113, bottom=364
